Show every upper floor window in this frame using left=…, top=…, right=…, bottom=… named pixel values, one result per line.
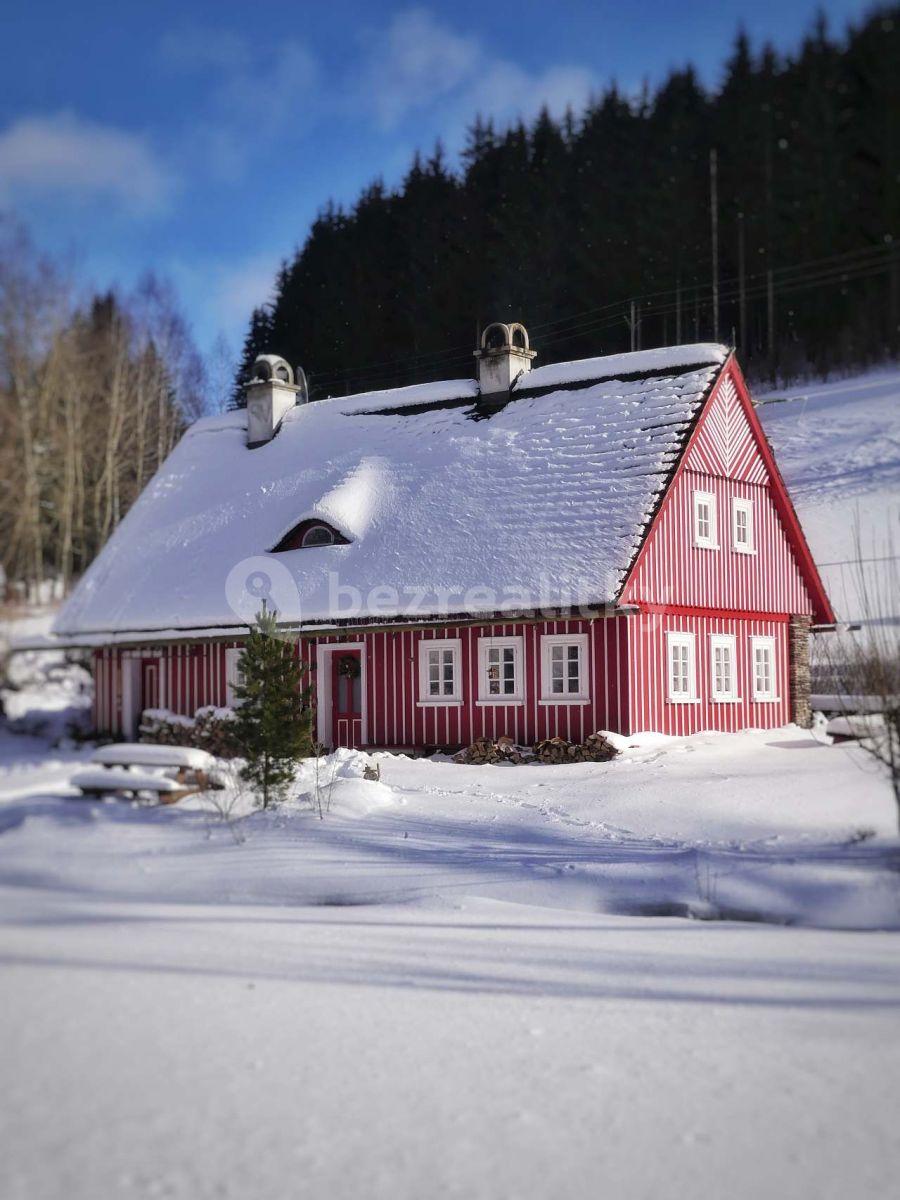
left=732, top=498, right=754, bottom=553
left=693, top=490, right=718, bottom=549
left=540, top=634, right=589, bottom=702
left=477, top=636, right=524, bottom=704
left=667, top=631, right=696, bottom=702
left=418, top=639, right=462, bottom=704
left=271, top=519, right=349, bottom=552
left=710, top=634, right=738, bottom=701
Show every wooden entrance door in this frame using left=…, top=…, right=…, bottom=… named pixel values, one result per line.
left=331, top=651, right=362, bottom=748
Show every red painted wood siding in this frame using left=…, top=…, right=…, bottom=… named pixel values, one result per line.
left=628, top=611, right=791, bottom=735
left=92, top=648, right=119, bottom=733
left=303, top=618, right=630, bottom=748
left=92, top=620, right=633, bottom=745
left=93, top=612, right=793, bottom=742
left=91, top=643, right=239, bottom=735
left=621, top=366, right=814, bottom=616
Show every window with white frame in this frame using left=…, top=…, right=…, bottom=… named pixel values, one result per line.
left=540, top=634, right=589, bottom=701
left=225, top=647, right=244, bottom=707
left=667, top=631, right=696, bottom=701
left=477, top=636, right=524, bottom=703
left=750, top=636, right=777, bottom=700
left=732, top=497, right=754, bottom=553
left=710, top=634, right=738, bottom=701
left=418, top=638, right=462, bottom=703
left=693, top=490, right=718, bottom=548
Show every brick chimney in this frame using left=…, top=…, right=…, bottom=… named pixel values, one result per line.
left=245, top=355, right=307, bottom=446
left=474, top=322, right=536, bottom=393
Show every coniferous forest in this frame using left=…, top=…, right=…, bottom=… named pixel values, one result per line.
left=236, top=8, right=900, bottom=401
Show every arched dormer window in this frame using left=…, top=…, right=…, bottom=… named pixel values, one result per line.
left=271, top=519, right=349, bottom=553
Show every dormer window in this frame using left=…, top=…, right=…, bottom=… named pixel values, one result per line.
left=271, top=519, right=349, bottom=552
left=302, top=524, right=335, bottom=548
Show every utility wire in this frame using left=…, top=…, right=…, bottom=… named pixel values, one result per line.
left=309, top=241, right=899, bottom=394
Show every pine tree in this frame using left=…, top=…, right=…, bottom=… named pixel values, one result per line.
left=232, top=607, right=313, bottom=808
left=230, top=7, right=900, bottom=392
left=231, top=306, right=274, bottom=409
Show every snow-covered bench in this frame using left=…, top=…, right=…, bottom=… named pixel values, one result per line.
left=73, top=743, right=221, bottom=803
left=71, top=767, right=189, bottom=804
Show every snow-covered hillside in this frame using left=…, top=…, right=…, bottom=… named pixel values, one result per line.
left=759, top=367, right=900, bottom=621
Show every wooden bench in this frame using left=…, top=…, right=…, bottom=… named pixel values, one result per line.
left=70, top=767, right=193, bottom=804
left=73, top=744, right=222, bottom=804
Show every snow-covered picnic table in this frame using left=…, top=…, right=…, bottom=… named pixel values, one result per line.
left=90, top=744, right=216, bottom=771
left=72, top=743, right=219, bottom=802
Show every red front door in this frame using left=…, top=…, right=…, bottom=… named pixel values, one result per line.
left=331, top=651, right=363, bottom=748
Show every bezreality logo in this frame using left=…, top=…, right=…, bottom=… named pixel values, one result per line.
left=225, top=557, right=300, bottom=627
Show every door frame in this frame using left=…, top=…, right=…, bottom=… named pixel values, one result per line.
left=315, top=642, right=367, bottom=749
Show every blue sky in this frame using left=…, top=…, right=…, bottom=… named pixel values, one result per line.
left=0, top=0, right=874, bottom=360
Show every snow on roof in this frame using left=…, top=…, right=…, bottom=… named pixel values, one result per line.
left=519, top=343, right=727, bottom=392
left=54, top=345, right=727, bottom=637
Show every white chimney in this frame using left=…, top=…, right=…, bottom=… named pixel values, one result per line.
left=474, top=322, right=536, bottom=393
left=245, top=355, right=307, bottom=446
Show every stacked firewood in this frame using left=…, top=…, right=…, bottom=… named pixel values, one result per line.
left=453, top=731, right=619, bottom=766
left=533, top=732, right=618, bottom=764
left=452, top=735, right=528, bottom=765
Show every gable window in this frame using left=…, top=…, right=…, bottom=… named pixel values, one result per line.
left=732, top=498, right=754, bottom=553
left=710, top=634, right=738, bottom=701
left=693, top=490, right=718, bottom=549
left=750, top=636, right=777, bottom=701
left=540, top=634, right=589, bottom=702
left=667, top=631, right=696, bottom=702
left=271, top=519, right=349, bottom=552
left=418, top=638, right=462, bottom=705
left=477, top=636, right=524, bottom=704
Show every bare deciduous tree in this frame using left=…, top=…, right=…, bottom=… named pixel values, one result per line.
left=815, top=521, right=900, bottom=827
left=0, top=220, right=210, bottom=598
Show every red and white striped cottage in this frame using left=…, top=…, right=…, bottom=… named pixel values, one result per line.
left=52, top=324, right=834, bottom=749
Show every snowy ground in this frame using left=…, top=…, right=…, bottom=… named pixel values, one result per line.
left=2, top=727, right=900, bottom=1200
left=2, top=364, right=900, bottom=1199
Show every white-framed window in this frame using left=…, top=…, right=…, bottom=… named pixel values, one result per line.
left=667, top=631, right=696, bottom=702
left=732, top=497, right=754, bottom=553
left=540, top=634, right=590, bottom=702
left=750, top=636, right=778, bottom=701
left=693, top=490, right=718, bottom=548
left=710, top=634, right=739, bottom=701
left=418, top=638, right=462, bottom=704
left=477, top=636, right=524, bottom=703
left=225, top=647, right=244, bottom=707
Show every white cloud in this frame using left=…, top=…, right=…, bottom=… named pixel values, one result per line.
left=360, top=9, right=480, bottom=130
left=169, top=250, right=282, bottom=345
left=0, top=113, right=174, bottom=215
left=160, top=28, right=318, bottom=180
left=213, top=253, right=281, bottom=328
left=356, top=8, right=597, bottom=133
left=469, top=62, right=597, bottom=125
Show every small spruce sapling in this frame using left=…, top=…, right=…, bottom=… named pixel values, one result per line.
left=232, top=606, right=313, bottom=808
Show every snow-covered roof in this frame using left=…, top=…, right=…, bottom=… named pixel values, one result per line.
left=54, top=343, right=729, bottom=638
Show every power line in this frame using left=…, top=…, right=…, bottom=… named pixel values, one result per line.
left=310, top=241, right=898, bottom=395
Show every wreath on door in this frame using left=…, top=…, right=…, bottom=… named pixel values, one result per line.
left=336, top=654, right=361, bottom=679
